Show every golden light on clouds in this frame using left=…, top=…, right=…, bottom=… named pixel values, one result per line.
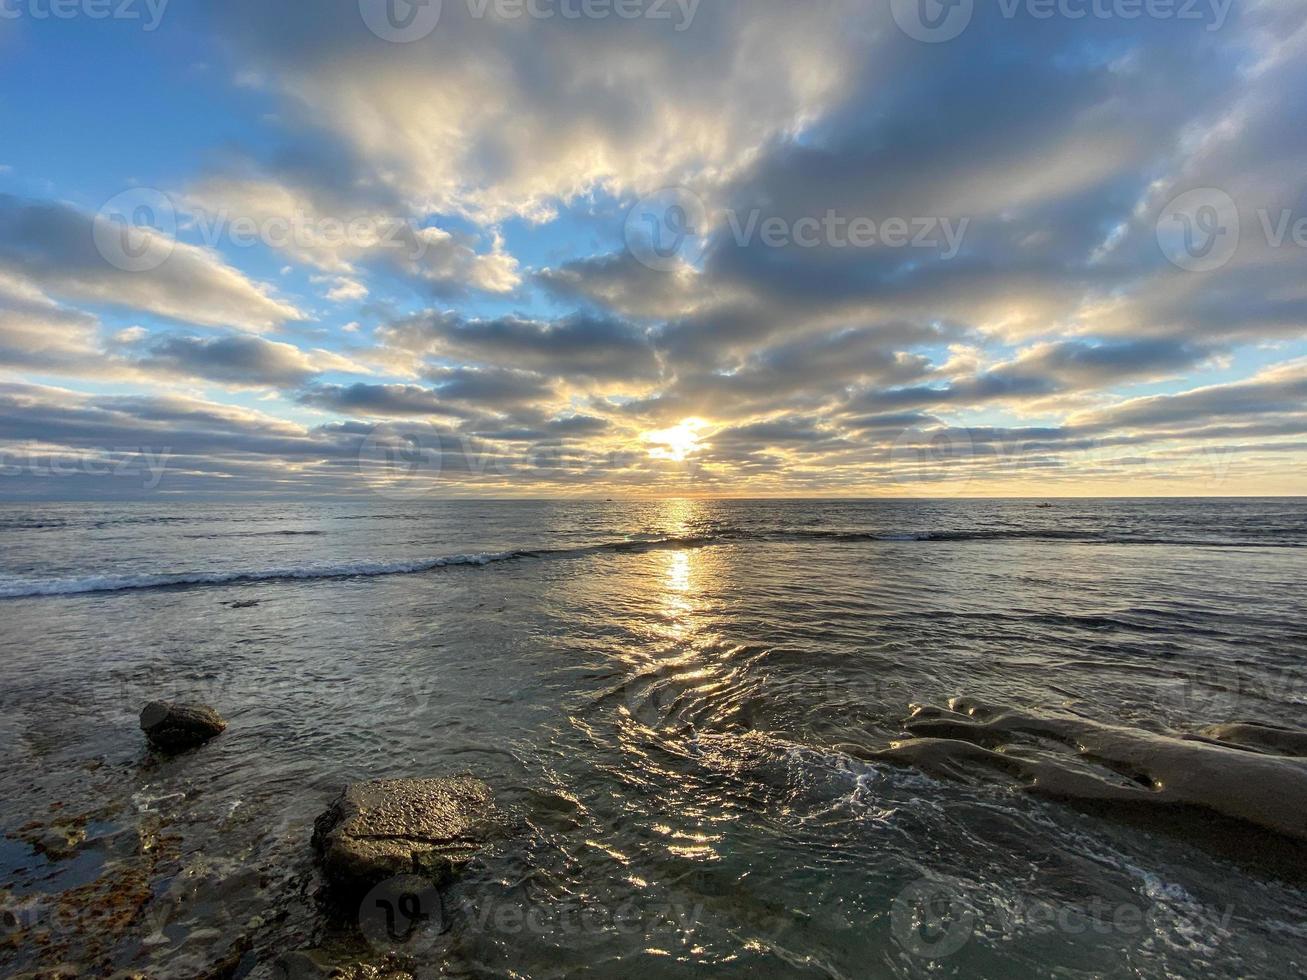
left=645, top=419, right=709, bottom=463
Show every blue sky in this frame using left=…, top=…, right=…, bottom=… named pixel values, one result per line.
left=1, top=0, right=1305, bottom=498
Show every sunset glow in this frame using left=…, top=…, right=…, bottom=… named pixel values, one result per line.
left=646, top=420, right=709, bottom=463
left=0, top=3, right=1304, bottom=499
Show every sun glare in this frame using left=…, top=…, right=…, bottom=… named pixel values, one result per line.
left=645, top=419, right=708, bottom=462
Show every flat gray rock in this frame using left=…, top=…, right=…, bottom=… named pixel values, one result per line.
left=140, top=701, right=227, bottom=753
left=312, top=777, right=495, bottom=894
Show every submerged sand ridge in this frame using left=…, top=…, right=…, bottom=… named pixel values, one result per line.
left=858, top=698, right=1307, bottom=846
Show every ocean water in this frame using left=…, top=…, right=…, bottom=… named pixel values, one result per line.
left=1, top=498, right=1305, bottom=978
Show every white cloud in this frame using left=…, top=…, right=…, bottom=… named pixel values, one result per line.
left=0, top=195, right=303, bottom=333
left=218, top=0, right=866, bottom=222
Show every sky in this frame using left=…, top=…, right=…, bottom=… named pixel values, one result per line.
left=0, top=0, right=1305, bottom=499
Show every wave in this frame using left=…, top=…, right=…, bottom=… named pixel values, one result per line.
left=1, top=527, right=1297, bottom=600
left=770, top=529, right=1302, bottom=548
left=0, top=535, right=719, bottom=599
left=0, top=553, right=521, bottom=599
left=179, top=530, right=327, bottom=540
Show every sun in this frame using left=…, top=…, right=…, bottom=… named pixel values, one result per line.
left=645, top=418, right=709, bottom=462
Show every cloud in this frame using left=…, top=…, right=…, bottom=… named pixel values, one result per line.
left=537, top=252, right=706, bottom=319
left=185, top=175, right=521, bottom=297
left=379, top=310, right=660, bottom=384
left=1003, top=338, right=1208, bottom=388
left=297, top=383, right=465, bottom=419
left=137, top=335, right=327, bottom=388
left=214, top=0, right=866, bottom=222
left=1071, top=359, right=1307, bottom=434
left=421, top=365, right=556, bottom=407
left=0, top=271, right=103, bottom=373
left=4, top=2, right=1307, bottom=497
left=0, top=194, right=303, bottom=332
left=838, top=338, right=1209, bottom=416
left=315, top=276, right=369, bottom=304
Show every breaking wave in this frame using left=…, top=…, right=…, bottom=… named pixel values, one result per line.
left=1, top=527, right=1296, bottom=599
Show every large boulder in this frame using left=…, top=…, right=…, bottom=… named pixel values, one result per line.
left=312, top=778, right=495, bottom=896
left=140, top=701, right=227, bottom=753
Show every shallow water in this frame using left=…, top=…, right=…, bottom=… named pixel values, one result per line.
left=1, top=498, right=1305, bottom=977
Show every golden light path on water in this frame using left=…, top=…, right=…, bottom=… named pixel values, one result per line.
left=603, top=499, right=730, bottom=866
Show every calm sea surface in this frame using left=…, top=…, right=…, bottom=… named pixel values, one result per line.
left=1, top=498, right=1305, bottom=977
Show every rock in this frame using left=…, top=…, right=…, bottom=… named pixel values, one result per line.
left=862, top=698, right=1307, bottom=843
left=1196, top=722, right=1307, bottom=758
left=274, top=950, right=334, bottom=980
left=275, top=949, right=414, bottom=980
left=140, top=702, right=227, bottom=753
left=312, top=778, right=495, bottom=896
left=34, top=824, right=86, bottom=861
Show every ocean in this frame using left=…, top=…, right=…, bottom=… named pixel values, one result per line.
left=1, top=498, right=1305, bottom=977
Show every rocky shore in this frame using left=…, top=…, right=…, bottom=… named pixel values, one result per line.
left=8, top=696, right=1307, bottom=977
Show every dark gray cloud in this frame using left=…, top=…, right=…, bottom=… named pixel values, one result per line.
left=380, top=311, right=659, bottom=384
left=843, top=338, right=1211, bottom=414
left=139, top=335, right=320, bottom=387
left=420, top=365, right=556, bottom=407
left=537, top=252, right=702, bottom=319
left=1008, top=338, right=1207, bottom=387
left=298, top=383, right=466, bottom=419
left=1073, top=363, right=1307, bottom=433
